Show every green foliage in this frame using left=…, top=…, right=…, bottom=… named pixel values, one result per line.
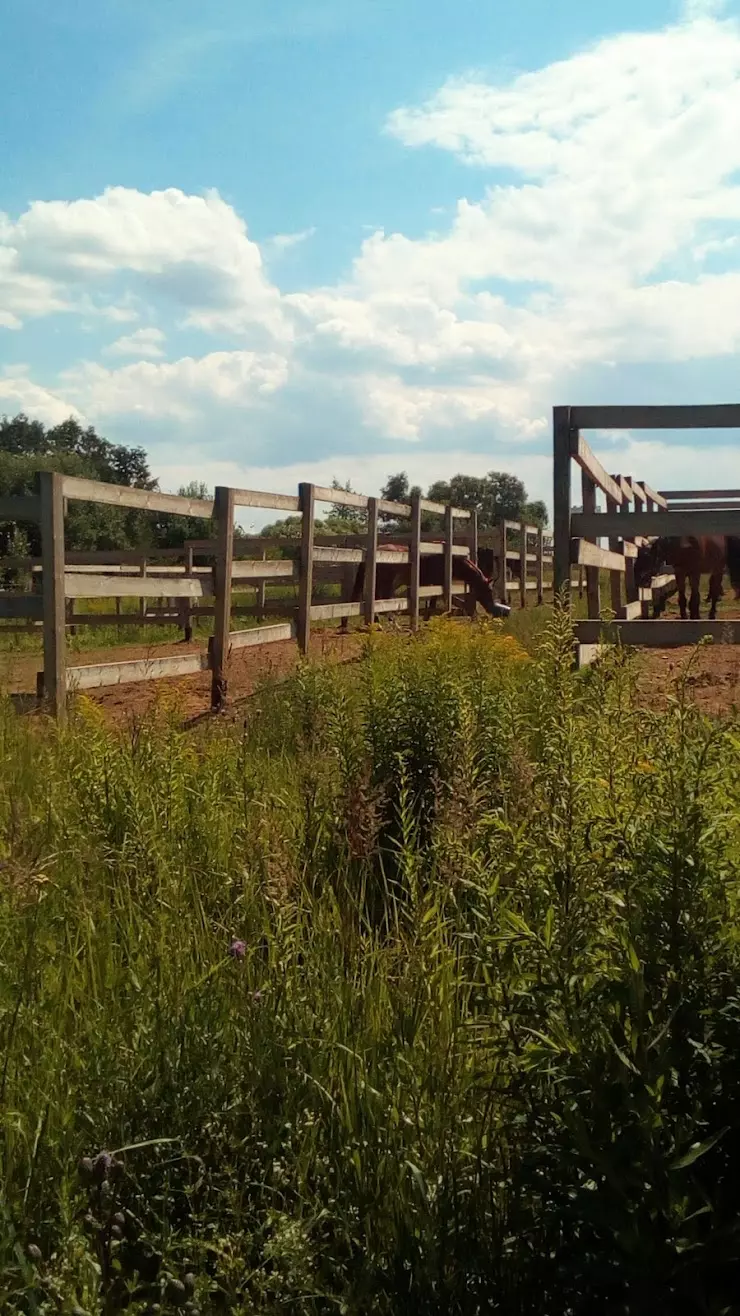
left=2, top=619, right=740, bottom=1313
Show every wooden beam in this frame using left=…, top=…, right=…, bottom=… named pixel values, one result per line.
left=662, top=500, right=740, bottom=511
left=409, top=491, right=421, bottom=631
left=40, top=471, right=67, bottom=720
left=418, top=585, right=444, bottom=598
left=364, top=497, right=379, bottom=626
left=576, top=643, right=606, bottom=669
left=618, top=601, right=643, bottom=620
left=211, top=484, right=235, bottom=711
left=443, top=505, right=453, bottom=612
left=469, top=508, right=479, bottom=567
left=639, top=482, right=668, bottom=509
left=536, top=525, right=544, bottom=605
left=571, top=404, right=740, bottom=430
left=660, top=488, right=740, bottom=499
left=571, top=540, right=627, bottom=572
left=553, top=407, right=572, bottom=599
left=63, top=574, right=213, bottom=599
left=0, top=595, right=43, bottom=620
left=627, top=478, right=647, bottom=504
left=580, top=473, right=600, bottom=619
left=297, top=482, right=315, bottom=655
left=570, top=432, right=623, bottom=503
left=231, top=489, right=300, bottom=511
left=606, top=490, right=623, bottom=616
left=575, top=619, right=740, bottom=645
left=310, top=601, right=362, bottom=621
left=62, top=475, right=214, bottom=518
left=230, top=559, right=296, bottom=579
left=0, top=495, right=42, bottom=522
left=66, top=651, right=210, bottom=691
left=574, top=508, right=740, bottom=538
left=225, top=622, right=295, bottom=649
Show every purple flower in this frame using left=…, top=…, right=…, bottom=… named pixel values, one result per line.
left=228, top=938, right=246, bottom=960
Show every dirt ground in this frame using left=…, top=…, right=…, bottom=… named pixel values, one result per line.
left=4, top=605, right=740, bottom=726
left=0, top=629, right=365, bottom=727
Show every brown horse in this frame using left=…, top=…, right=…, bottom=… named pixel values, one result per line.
left=477, top=546, right=520, bottom=585
left=341, top=547, right=509, bottom=631
left=635, top=536, right=729, bottom=619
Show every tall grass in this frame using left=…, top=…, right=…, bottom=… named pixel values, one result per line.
left=1, top=615, right=740, bottom=1314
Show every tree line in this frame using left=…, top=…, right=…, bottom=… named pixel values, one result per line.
left=1, top=413, right=548, bottom=560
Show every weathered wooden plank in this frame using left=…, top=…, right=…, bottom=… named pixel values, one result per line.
left=627, top=478, right=647, bottom=504
left=68, top=613, right=181, bottom=626
left=420, top=543, right=468, bottom=557
left=571, top=540, right=627, bottom=572
left=364, top=497, right=379, bottom=626
left=574, top=509, right=740, bottom=538
left=63, top=574, right=213, bottom=599
left=310, top=601, right=362, bottom=621
left=576, top=643, right=606, bottom=669
left=211, top=485, right=235, bottom=711
left=226, top=622, right=295, bottom=649
left=443, top=506, right=454, bottom=612
left=572, top=404, right=740, bottom=430
left=570, top=433, right=623, bottom=503
left=536, top=525, right=545, bottom=605
left=505, top=581, right=538, bottom=592
left=575, top=619, right=740, bottom=645
left=409, top=492, right=421, bottom=632
left=66, top=651, right=210, bottom=691
left=373, top=597, right=408, bottom=613
left=660, top=488, right=740, bottom=499
left=662, top=501, right=740, bottom=511
left=553, top=407, right=572, bottom=598
left=231, top=559, right=295, bottom=579
left=639, top=482, right=668, bottom=510
left=581, top=472, right=601, bottom=619
left=40, top=471, right=67, bottom=719
left=619, top=601, right=643, bottom=620
left=0, top=594, right=44, bottom=619
left=0, top=495, right=42, bottom=522
left=231, top=489, right=300, bottom=511
left=418, top=585, right=444, bottom=598
left=62, top=475, right=214, bottom=518
left=297, top=483, right=315, bottom=655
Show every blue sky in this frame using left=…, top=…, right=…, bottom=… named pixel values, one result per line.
left=2, top=0, right=740, bottom=520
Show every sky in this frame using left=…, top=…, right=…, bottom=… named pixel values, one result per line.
left=2, top=0, right=740, bottom=524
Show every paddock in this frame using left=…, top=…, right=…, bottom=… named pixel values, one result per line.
left=553, top=403, right=740, bottom=666
left=1, top=473, right=550, bottom=720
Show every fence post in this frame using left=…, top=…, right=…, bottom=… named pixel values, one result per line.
left=581, top=471, right=601, bottom=620
left=606, top=490, right=623, bottom=616
left=619, top=479, right=638, bottom=607
left=210, top=485, right=235, bottom=711
left=536, top=525, right=544, bottom=605
left=499, top=521, right=508, bottom=600
left=257, top=547, right=267, bottom=619
left=553, top=406, right=572, bottom=603
left=470, top=508, right=479, bottom=564
left=443, top=505, right=453, bottom=612
left=409, top=491, right=421, bottom=631
left=40, top=470, right=66, bottom=720
left=519, top=519, right=527, bottom=609
left=364, top=497, right=379, bottom=627
left=181, top=545, right=194, bottom=641
left=297, top=482, right=315, bottom=655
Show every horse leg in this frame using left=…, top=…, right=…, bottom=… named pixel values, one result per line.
left=689, top=572, right=701, bottom=620
left=676, top=570, right=688, bottom=619
left=709, top=571, right=721, bottom=620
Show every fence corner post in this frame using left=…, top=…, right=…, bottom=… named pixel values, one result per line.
left=210, top=485, right=235, bottom=712
left=40, top=470, right=66, bottom=721
left=363, top=497, right=379, bottom=628
left=297, top=482, right=315, bottom=655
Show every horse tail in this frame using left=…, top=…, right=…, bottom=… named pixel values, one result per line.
left=727, top=537, right=740, bottom=599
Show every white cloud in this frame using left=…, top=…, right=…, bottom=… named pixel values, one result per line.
left=63, top=349, right=290, bottom=421
left=0, top=369, right=84, bottom=426
left=266, top=227, right=317, bottom=253
left=105, top=327, right=166, bottom=359
left=682, top=0, right=726, bottom=19
left=1, top=187, right=290, bottom=341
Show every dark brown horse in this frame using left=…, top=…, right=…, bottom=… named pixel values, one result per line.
left=477, top=546, right=520, bottom=585
left=635, top=536, right=733, bottom=620
left=341, top=547, right=509, bottom=631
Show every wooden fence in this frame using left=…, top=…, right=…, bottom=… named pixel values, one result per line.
left=553, top=403, right=740, bottom=666
left=1, top=473, right=549, bottom=719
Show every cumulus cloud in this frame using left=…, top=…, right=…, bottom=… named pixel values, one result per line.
left=0, top=187, right=290, bottom=342
left=104, top=327, right=166, bottom=359
left=0, top=367, right=84, bottom=426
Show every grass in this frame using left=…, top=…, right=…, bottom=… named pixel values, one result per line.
left=2, top=613, right=740, bottom=1313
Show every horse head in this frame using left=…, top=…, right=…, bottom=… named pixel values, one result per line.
left=635, top=538, right=664, bottom=589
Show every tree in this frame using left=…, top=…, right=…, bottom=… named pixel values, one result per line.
left=152, top=481, right=215, bottom=549
left=426, top=471, right=528, bottom=528
left=329, top=479, right=366, bottom=530
left=0, top=413, right=158, bottom=556
left=523, top=500, right=548, bottom=529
